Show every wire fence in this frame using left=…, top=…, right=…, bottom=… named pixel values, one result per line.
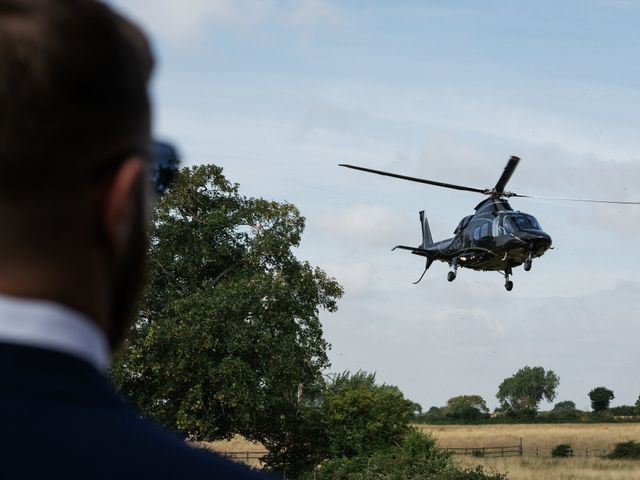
left=526, top=447, right=608, bottom=458
left=219, top=451, right=267, bottom=462
left=443, top=444, right=523, bottom=458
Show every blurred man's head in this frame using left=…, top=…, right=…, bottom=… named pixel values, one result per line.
left=0, top=0, right=155, bottom=349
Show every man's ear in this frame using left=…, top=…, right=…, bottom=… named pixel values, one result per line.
left=103, top=156, right=145, bottom=259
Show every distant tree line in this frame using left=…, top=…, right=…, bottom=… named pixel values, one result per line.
left=413, top=366, right=640, bottom=424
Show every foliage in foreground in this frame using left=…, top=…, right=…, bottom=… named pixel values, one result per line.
left=324, top=371, right=416, bottom=458
left=263, top=370, right=418, bottom=477
left=111, top=165, right=343, bottom=465
left=304, top=431, right=507, bottom=480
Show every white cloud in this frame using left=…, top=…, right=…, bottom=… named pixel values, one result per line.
left=109, top=0, right=344, bottom=44
left=313, top=204, right=415, bottom=247
left=322, top=262, right=376, bottom=297
left=110, top=0, right=262, bottom=42
left=278, top=0, right=346, bottom=33
left=325, top=271, right=640, bottom=410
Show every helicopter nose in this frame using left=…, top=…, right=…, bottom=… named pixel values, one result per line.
left=531, top=232, right=552, bottom=249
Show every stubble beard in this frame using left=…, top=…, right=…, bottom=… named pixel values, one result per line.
left=108, top=188, right=148, bottom=352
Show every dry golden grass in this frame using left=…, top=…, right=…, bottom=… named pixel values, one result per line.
left=414, top=423, right=640, bottom=454
left=417, top=423, right=640, bottom=480
left=192, top=435, right=265, bottom=468
left=458, top=456, right=640, bottom=480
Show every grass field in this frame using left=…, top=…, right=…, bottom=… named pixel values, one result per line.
left=458, top=456, right=640, bottom=480
left=414, top=423, right=640, bottom=455
left=195, top=436, right=266, bottom=468
left=199, top=424, right=640, bottom=479
left=417, top=423, right=640, bottom=479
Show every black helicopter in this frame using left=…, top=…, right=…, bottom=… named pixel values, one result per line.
left=340, top=156, right=638, bottom=291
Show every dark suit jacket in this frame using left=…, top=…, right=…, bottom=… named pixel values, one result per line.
left=0, top=342, right=270, bottom=479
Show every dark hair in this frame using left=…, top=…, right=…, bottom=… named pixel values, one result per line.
left=0, top=0, right=154, bottom=190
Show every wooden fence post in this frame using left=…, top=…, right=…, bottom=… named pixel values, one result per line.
left=519, top=437, right=523, bottom=456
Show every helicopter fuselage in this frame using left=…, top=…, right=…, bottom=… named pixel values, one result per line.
left=419, top=198, right=552, bottom=272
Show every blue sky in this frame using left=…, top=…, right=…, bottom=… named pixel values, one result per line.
left=111, top=0, right=640, bottom=411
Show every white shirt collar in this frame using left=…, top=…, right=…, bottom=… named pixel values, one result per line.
left=0, top=294, right=110, bottom=372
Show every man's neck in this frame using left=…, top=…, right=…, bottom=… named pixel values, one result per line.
left=0, top=293, right=110, bottom=371
left=0, top=254, right=111, bottom=340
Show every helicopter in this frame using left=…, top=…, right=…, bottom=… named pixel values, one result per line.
left=340, top=156, right=639, bottom=291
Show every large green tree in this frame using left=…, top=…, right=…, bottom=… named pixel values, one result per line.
left=111, top=165, right=342, bottom=462
left=588, top=387, right=615, bottom=412
left=444, top=395, right=490, bottom=421
left=496, top=366, right=559, bottom=417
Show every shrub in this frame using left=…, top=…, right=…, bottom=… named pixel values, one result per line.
left=607, top=441, right=640, bottom=459
left=306, top=431, right=507, bottom=480
left=551, top=443, right=574, bottom=457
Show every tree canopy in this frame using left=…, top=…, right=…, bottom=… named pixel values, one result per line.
left=444, top=395, right=490, bottom=421
left=496, top=366, right=559, bottom=417
left=589, top=387, right=615, bottom=412
left=553, top=400, right=577, bottom=411
left=111, top=165, right=343, bottom=456
left=323, top=371, right=416, bottom=458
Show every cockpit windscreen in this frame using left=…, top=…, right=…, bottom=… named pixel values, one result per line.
left=506, top=214, right=541, bottom=232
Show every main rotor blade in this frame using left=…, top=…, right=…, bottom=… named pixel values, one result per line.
left=494, top=156, right=520, bottom=194
left=339, top=164, right=487, bottom=194
left=510, top=193, right=640, bottom=205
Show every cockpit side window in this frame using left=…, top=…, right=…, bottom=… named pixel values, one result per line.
left=492, top=216, right=501, bottom=237
left=504, top=217, right=516, bottom=234
left=455, top=215, right=473, bottom=234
